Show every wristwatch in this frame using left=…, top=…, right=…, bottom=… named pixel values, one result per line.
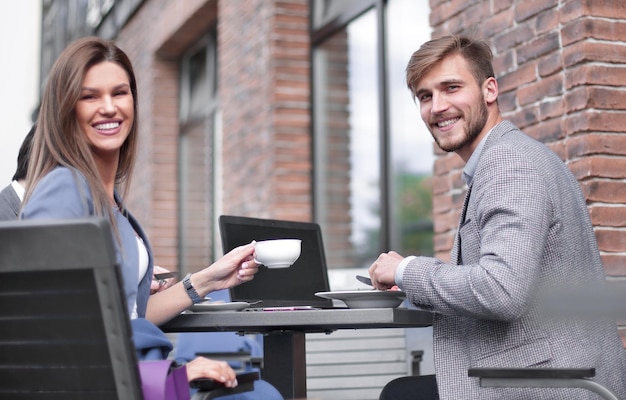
left=182, top=273, right=203, bottom=304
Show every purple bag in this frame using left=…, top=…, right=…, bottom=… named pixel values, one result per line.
left=138, top=360, right=190, bottom=400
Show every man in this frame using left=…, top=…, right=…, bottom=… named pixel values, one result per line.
left=370, top=35, right=626, bottom=399
left=0, top=125, right=35, bottom=220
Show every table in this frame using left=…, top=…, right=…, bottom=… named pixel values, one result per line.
left=162, top=307, right=433, bottom=399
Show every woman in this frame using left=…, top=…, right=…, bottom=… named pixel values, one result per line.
left=21, top=37, right=281, bottom=398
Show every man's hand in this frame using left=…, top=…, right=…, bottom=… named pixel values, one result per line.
left=369, top=251, right=404, bottom=290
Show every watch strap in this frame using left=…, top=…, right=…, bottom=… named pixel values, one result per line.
left=183, top=273, right=203, bottom=304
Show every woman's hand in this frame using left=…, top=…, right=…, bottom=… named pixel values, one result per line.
left=150, top=265, right=175, bottom=295
left=192, top=241, right=259, bottom=296
left=185, top=356, right=238, bottom=387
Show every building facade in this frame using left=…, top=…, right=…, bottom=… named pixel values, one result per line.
left=39, top=0, right=626, bottom=389
left=40, top=0, right=436, bottom=276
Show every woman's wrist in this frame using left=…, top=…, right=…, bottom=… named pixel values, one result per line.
left=183, top=273, right=204, bottom=304
left=187, top=270, right=217, bottom=299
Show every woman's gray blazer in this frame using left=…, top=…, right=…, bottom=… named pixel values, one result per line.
left=21, top=166, right=153, bottom=319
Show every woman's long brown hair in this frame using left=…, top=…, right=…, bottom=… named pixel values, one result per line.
left=24, top=36, right=139, bottom=230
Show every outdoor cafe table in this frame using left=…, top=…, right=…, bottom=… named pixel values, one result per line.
left=161, top=307, right=434, bottom=399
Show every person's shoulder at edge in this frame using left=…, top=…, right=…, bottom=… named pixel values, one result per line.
left=0, top=184, right=20, bottom=221
left=21, top=166, right=93, bottom=219
left=0, top=183, right=15, bottom=198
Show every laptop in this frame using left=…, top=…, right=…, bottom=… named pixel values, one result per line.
left=219, top=215, right=336, bottom=309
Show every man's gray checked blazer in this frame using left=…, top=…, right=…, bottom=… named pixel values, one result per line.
left=403, top=121, right=626, bottom=399
left=0, top=184, right=21, bottom=221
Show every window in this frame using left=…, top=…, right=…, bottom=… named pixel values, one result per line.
left=311, top=0, right=433, bottom=270
left=178, top=30, right=220, bottom=274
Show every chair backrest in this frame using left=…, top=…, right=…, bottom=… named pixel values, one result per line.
left=0, top=217, right=143, bottom=400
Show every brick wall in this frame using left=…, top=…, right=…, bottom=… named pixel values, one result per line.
left=219, top=0, right=311, bottom=221
left=429, top=0, right=626, bottom=343
left=112, top=0, right=311, bottom=270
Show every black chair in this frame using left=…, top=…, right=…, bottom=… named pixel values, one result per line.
left=0, top=217, right=143, bottom=400
left=0, top=217, right=255, bottom=400
left=468, top=367, right=620, bottom=399
left=190, top=371, right=259, bottom=400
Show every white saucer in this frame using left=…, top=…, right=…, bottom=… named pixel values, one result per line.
left=315, top=290, right=406, bottom=309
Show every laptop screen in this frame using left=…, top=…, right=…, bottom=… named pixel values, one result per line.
left=219, top=215, right=334, bottom=308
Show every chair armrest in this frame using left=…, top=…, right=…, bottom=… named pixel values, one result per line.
left=190, top=371, right=259, bottom=400
left=250, top=356, right=264, bottom=370
left=468, top=368, right=596, bottom=379
left=467, top=368, right=622, bottom=400
left=411, top=350, right=424, bottom=376
left=191, top=383, right=256, bottom=400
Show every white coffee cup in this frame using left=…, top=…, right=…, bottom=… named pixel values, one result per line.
left=254, top=239, right=302, bottom=268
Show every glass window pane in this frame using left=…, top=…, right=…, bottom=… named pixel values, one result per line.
left=188, top=47, right=209, bottom=119
left=314, top=8, right=379, bottom=269
left=387, top=0, right=434, bottom=256
left=179, top=119, right=214, bottom=272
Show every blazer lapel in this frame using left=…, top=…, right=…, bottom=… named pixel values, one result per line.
left=451, top=184, right=472, bottom=265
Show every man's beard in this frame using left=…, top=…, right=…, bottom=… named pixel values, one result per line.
left=432, top=97, right=488, bottom=153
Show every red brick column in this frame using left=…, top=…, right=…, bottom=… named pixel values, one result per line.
left=219, top=0, right=311, bottom=221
